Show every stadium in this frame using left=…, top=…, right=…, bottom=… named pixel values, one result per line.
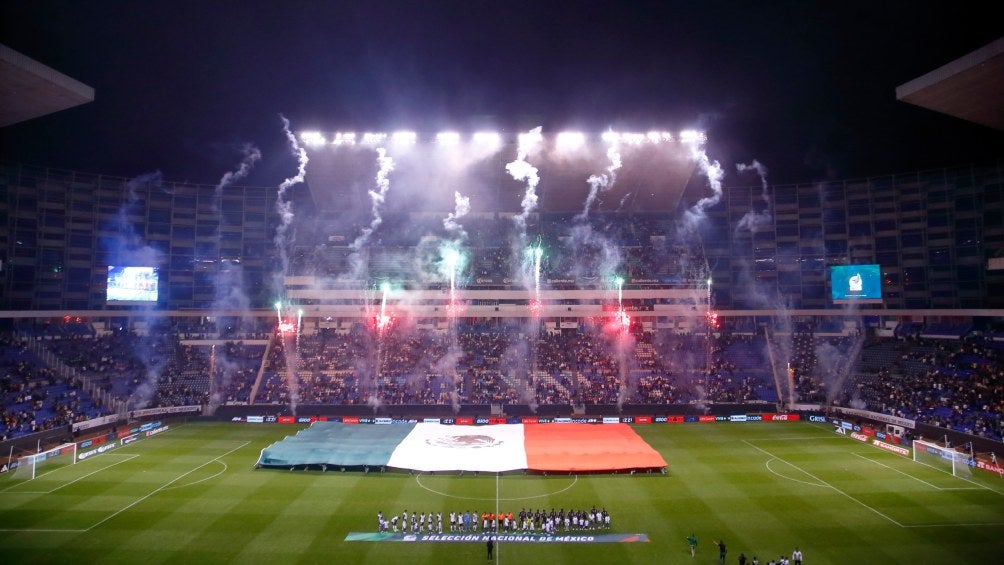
left=3, top=25, right=1004, bottom=565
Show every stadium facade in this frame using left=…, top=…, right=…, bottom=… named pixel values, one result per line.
left=2, top=160, right=1002, bottom=316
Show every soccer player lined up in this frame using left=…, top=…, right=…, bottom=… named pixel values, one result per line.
left=387, top=506, right=613, bottom=534
left=791, top=547, right=802, bottom=565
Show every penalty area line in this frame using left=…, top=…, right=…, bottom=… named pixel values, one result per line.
left=0, top=453, right=140, bottom=494
left=743, top=440, right=905, bottom=528
left=852, top=453, right=945, bottom=490
left=85, top=441, right=249, bottom=532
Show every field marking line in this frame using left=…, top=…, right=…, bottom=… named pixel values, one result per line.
left=162, top=459, right=228, bottom=491
left=743, top=440, right=905, bottom=528
left=0, top=527, right=87, bottom=533
left=85, top=441, right=249, bottom=532
left=0, top=453, right=140, bottom=494
left=749, top=436, right=852, bottom=441
left=938, top=487, right=985, bottom=491
left=903, top=522, right=1004, bottom=528
left=414, top=473, right=579, bottom=502
left=852, top=453, right=946, bottom=490
left=763, top=459, right=827, bottom=488
left=12, top=454, right=141, bottom=495
left=910, top=458, right=1004, bottom=497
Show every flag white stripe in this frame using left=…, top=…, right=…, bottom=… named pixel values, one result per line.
left=386, top=423, right=528, bottom=472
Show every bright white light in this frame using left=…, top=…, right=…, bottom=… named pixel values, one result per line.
left=361, top=132, right=387, bottom=145
left=332, top=132, right=356, bottom=145
left=437, top=131, right=461, bottom=145
left=299, top=131, right=327, bottom=147
left=556, top=131, right=586, bottom=152
left=647, top=131, right=673, bottom=143
left=443, top=249, right=460, bottom=268
left=392, top=131, right=416, bottom=145
left=620, top=132, right=645, bottom=145
left=680, top=130, right=706, bottom=144
left=472, top=131, right=501, bottom=148
left=601, top=130, right=620, bottom=144
left=518, top=128, right=543, bottom=148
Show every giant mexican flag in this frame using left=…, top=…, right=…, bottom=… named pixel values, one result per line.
left=258, top=422, right=667, bottom=473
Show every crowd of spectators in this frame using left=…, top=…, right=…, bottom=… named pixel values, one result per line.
left=250, top=324, right=777, bottom=408
left=1, top=333, right=103, bottom=441
left=4, top=319, right=1004, bottom=445
left=832, top=333, right=1004, bottom=441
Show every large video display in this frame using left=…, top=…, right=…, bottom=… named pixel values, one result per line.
left=830, top=264, right=882, bottom=303
left=106, top=266, right=159, bottom=303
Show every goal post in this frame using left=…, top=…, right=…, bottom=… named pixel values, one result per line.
left=912, top=438, right=973, bottom=478
left=11, top=442, right=77, bottom=481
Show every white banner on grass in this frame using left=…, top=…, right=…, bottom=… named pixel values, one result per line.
left=386, top=423, right=528, bottom=472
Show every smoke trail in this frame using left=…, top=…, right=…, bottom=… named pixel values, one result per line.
left=272, top=115, right=308, bottom=296
left=353, top=147, right=395, bottom=249
left=208, top=144, right=261, bottom=411
left=103, top=173, right=169, bottom=410
left=679, top=139, right=724, bottom=236
left=215, top=144, right=262, bottom=204
left=346, top=147, right=395, bottom=280
left=576, top=143, right=622, bottom=221
left=443, top=191, right=471, bottom=239
left=506, top=126, right=543, bottom=238
left=815, top=330, right=865, bottom=407
left=735, top=160, right=772, bottom=234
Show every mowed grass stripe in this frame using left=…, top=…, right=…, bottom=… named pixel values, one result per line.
left=3, top=421, right=1004, bottom=564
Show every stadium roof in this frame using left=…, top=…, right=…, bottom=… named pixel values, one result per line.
left=0, top=43, right=94, bottom=128
left=896, top=36, right=1004, bottom=131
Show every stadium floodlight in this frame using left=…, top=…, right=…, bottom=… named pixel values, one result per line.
left=647, top=131, right=673, bottom=143
left=332, top=132, right=357, bottom=145
left=555, top=131, right=586, bottom=152
left=391, top=131, right=417, bottom=145
left=381, top=281, right=391, bottom=293
left=601, top=130, right=620, bottom=144
left=472, top=131, right=501, bottom=147
left=361, top=132, right=387, bottom=145
left=518, top=128, right=543, bottom=148
left=620, top=132, right=645, bottom=145
left=436, top=131, right=461, bottom=146
left=679, top=130, right=707, bottom=144
left=299, top=131, right=327, bottom=147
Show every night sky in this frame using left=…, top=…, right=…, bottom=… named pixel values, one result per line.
left=2, top=1, right=1002, bottom=189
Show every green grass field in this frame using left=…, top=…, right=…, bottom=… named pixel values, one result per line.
left=2, top=421, right=1003, bottom=564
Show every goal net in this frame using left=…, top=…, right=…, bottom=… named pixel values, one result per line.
left=912, top=438, right=973, bottom=479
left=11, top=443, right=77, bottom=481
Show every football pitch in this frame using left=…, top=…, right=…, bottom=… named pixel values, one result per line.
left=2, top=421, right=1003, bottom=564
